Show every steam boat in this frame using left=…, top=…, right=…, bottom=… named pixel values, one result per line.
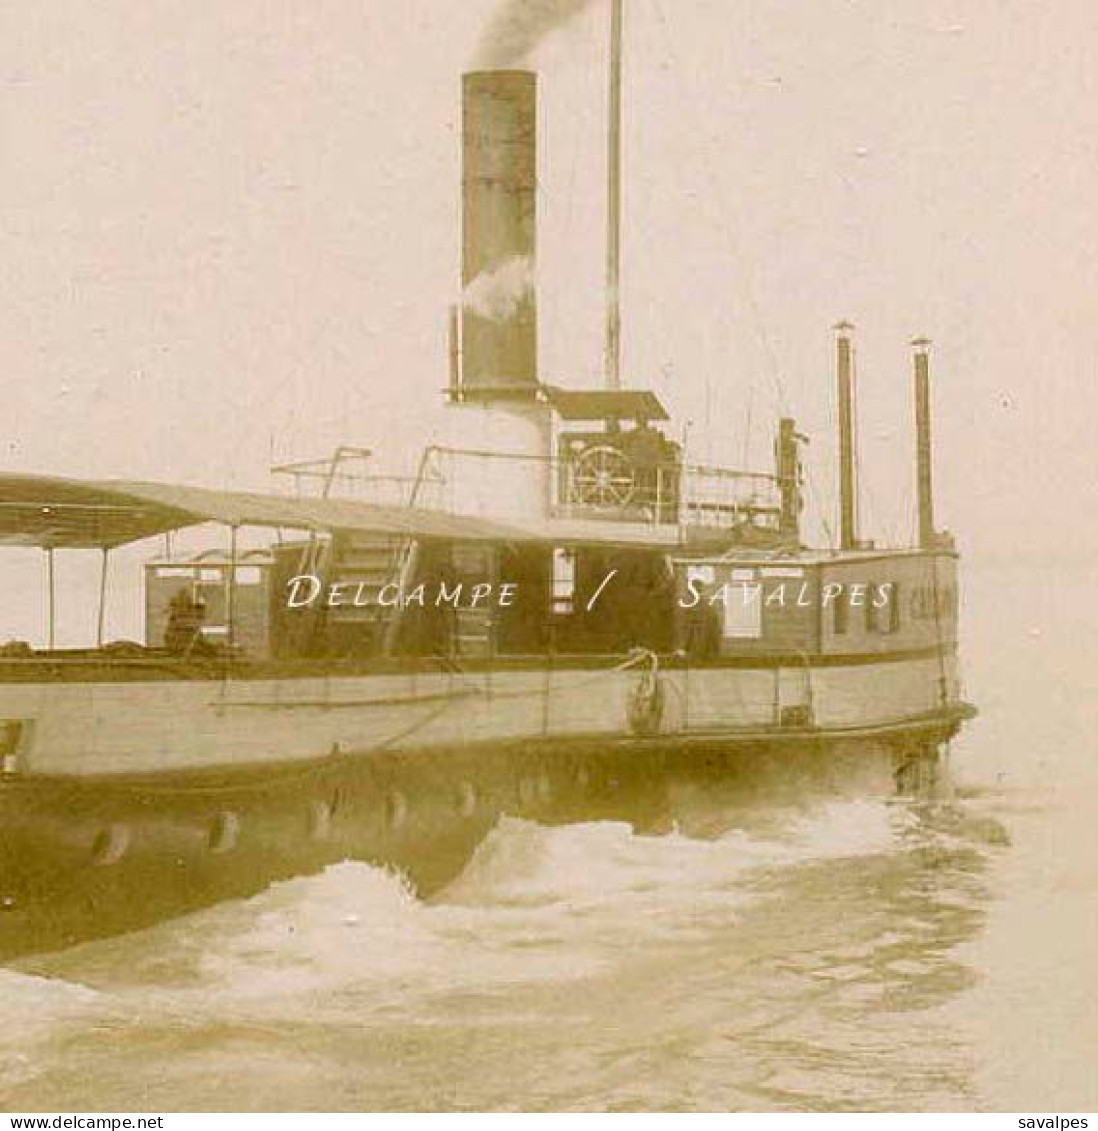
left=0, top=9, right=973, bottom=958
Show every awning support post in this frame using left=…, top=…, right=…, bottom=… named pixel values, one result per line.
left=226, top=525, right=239, bottom=657
left=96, top=547, right=110, bottom=648
left=46, top=547, right=56, bottom=650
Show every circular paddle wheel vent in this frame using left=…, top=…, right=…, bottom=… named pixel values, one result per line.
left=308, top=799, right=334, bottom=843
left=386, top=790, right=408, bottom=831
left=456, top=781, right=478, bottom=819
left=91, top=824, right=131, bottom=867
left=572, top=445, right=637, bottom=509
left=208, top=810, right=241, bottom=855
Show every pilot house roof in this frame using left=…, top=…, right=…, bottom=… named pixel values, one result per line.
left=544, top=387, right=670, bottom=422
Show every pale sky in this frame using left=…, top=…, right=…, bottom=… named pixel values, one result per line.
left=3, top=0, right=1097, bottom=611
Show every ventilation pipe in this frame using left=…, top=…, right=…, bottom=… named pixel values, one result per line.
left=834, top=321, right=858, bottom=551
left=912, top=337, right=936, bottom=549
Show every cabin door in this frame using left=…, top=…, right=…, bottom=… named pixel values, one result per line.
left=722, top=570, right=762, bottom=639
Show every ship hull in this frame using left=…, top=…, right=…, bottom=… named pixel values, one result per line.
left=0, top=654, right=971, bottom=961
left=0, top=649, right=963, bottom=777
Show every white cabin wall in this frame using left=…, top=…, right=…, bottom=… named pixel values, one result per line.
left=427, top=401, right=554, bottom=522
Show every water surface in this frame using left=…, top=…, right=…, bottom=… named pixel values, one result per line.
left=0, top=563, right=1094, bottom=1112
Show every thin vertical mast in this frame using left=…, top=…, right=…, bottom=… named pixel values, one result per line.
left=834, top=321, right=858, bottom=551
left=912, top=337, right=936, bottom=549
left=605, top=0, right=624, bottom=390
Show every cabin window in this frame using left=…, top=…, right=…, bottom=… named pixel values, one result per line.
left=1, top=720, right=28, bottom=775
left=865, top=581, right=879, bottom=633
left=833, top=588, right=849, bottom=635
left=723, top=571, right=762, bottom=639
left=552, top=549, right=576, bottom=615
left=0, top=720, right=24, bottom=757
left=865, top=581, right=900, bottom=634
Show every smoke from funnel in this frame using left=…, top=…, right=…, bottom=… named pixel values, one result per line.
left=475, top=0, right=595, bottom=68
left=463, top=256, right=535, bottom=323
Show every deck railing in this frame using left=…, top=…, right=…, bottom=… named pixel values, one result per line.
left=346, top=447, right=783, bottom=533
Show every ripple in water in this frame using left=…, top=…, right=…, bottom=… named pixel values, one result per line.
left=0, top=794, right=1010, bottom=1112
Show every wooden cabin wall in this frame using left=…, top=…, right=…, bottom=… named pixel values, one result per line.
left=674, top=564, right=821, bottom=657
left=674, top=551, right=959, bottom=660
left=816, top=552, right=959, bottom=656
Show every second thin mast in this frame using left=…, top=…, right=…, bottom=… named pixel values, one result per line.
left=605, top=0, right=623, bottom=391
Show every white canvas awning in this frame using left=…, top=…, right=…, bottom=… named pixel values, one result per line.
left=0, top=474, right=535, bottom=550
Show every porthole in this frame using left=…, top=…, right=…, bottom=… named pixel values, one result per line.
left=456, top=781, right=477, bottom=819
left=208, top=810, right=241, bottom=855
left=309, top=799, right=334, bottom=842
left=386, top=791, right=407, bottom=831
left=91, top=824, right=131, bottom=867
